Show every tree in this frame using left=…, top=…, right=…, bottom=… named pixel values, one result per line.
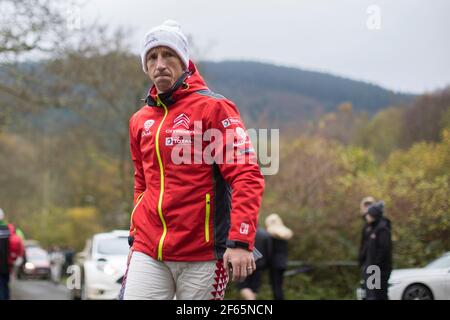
left=315, top=102, right=369, bottom=146
left=355, top=106, right=404, bottom=161
left=0, top=0, right=67, bottom=57
left=0, top=0, right=73, bottom=130
left=45, top=28, right=148, bottom=226
left=401, top=87, right=450, bottom=147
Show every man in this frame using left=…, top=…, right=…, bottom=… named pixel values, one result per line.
left=359, top=201, right=392, bottom=300
left=121, top=20, right=265, bottom=300
left=0, top=208, right=24, bottom=300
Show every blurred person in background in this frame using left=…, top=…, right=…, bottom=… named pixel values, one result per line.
left=359, top=201, right=392, bottom=300
left=121, top=20, right=264, bottom=300
left=49, top=245, right=65, bottom=284
left=0, top=208, right=24, bottom=300
left=62, top=246, right=75, bottom=274
left=265, top=213, right=293, bottom=300
left=10, top=226, right=25, bottom=275
left=236, top=226, right=272, bottom=300
left=358, top=195, right=375, bottom=298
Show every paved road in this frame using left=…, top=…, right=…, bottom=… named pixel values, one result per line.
left=11, top=277, right=70, bottom=300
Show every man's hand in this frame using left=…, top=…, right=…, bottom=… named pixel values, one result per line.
left=223, top=247, right=256, bottom=282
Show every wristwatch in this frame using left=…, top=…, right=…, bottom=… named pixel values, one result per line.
left=226, top=240, right=249, bottom=250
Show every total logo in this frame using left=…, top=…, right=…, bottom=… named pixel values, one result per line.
left=173, top=113, right=190, bottom=130
left=165, top=136, right=192, bottom=146
left=221, top=117, right=240, bottom=128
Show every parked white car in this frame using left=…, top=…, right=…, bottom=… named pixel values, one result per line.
left=388, top=252, right=450, bottom=300
left=71, top=230, right=129, bottom=300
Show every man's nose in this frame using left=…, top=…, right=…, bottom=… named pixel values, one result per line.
left=155, top=55, right=167, bottom=70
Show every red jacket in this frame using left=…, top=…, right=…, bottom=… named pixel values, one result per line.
left=8, top=224, right=24, bottom=267
left=129, top=61, right=265, bottom=261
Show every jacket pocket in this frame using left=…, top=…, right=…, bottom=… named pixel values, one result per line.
left=130, top=192, right=145, bottom=227
left=205, top=193, right=211, bottom=242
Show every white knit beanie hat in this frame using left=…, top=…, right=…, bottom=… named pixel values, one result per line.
left=141, top=20, right=189, bottom=73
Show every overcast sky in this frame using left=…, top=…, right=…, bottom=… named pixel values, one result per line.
left=78, top=0, right=450, bottom=94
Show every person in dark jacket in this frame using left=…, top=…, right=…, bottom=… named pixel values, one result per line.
left=358, top=196, right=375, bottom=269
left=359, top=201, right=392, bottom=300
left=237, top=226, right=272, bottom=300
left=0, top=212, right=10, bottom=300
left=265, top=213, right=293, bottom=300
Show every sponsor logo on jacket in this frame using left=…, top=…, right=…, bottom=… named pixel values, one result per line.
left=173, top=113, right=190, bottom=130
left=234, top=127, right=249, bottom=147
left=221, top=117, right=240, bottom=128
left=142, top=119, right=155, bottom=137
left=240, top=223, right=249, bottom=235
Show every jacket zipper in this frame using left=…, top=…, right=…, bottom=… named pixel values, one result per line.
left=205, top=193, right=211, bottom=242
left=155, top=96, right=169, bottom=261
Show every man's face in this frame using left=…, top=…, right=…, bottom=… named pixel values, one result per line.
left=360, top=201, right=373, bottom=216
left=146, top=46, right=184, bottom=93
